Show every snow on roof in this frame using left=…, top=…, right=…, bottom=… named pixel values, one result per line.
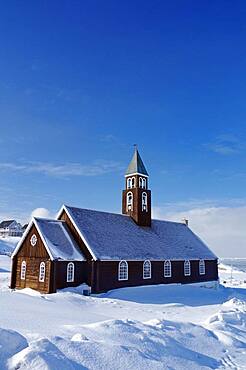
left=0, top=220, right=15, bottom=228
left=64, top=206, right=217, bottom=261
left=34, top=218, right=85, bottom=261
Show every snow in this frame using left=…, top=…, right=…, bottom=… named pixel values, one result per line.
left=0, top=257, right=246, bottom=369
left=0, top=236, right=20, bottom=256
left=12, top=218, right=84, bottom=261
left=63, top=205, right=217, bottom=260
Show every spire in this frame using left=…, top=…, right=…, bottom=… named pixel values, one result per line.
left=125, top=146, right=149, bottom=176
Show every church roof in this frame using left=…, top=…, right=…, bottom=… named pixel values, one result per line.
left=35, top=218, right=85, bottom=261
left=125, top=148, right=149, bottom=176
left=12, top=218, right=85, bottom=261
left=62, top=206, right=217, bottom=261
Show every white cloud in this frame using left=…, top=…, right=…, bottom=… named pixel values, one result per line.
left=0, top=160, right=123, bottom=177
left=153, top=203, right=246, bottom=258
left=31, top=208, right=51, bottom=219
left=205, top=134, right=244, bottom=155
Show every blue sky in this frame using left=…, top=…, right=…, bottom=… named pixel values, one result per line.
left=1, top=1, right=246, bottom=234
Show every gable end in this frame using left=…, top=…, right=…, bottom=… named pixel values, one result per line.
left=12, top=222, right=51, bottom=259
left=57, top=205, right=97, bottom=260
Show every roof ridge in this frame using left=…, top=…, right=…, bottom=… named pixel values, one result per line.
left=34, top=217, right=63, bottom=222
left=65, top=205, right=129, bottom=217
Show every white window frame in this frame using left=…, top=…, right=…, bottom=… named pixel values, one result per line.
left=184, top=260, right=191, bottom=276
left=142, top=178, right=146, bottom=189
left=30, top=234, right=37, bottom=246
left=127, top=191, right=133, bottom=211
left=199, top=260, right=206, bottom=275
left=20, top=261, right=26, bottom=280
left=164, top=260, right=172, bottom=277
left=131, top=177, right=135, bottom=188
left=118, top=260, right=128, bottom=281
left=127, top=178, right=132, bottom=189
left=142, top=192, right=147, bottom=211
left=143, top=260, right=151, bottom=279
left=39, top=262, right=45, bottom=282
left=139, top=177, right=143, bottom=188
left=67, top=262, right=75, bottom=282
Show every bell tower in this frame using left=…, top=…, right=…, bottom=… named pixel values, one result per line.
left=122, top=147, right=151, bottom=227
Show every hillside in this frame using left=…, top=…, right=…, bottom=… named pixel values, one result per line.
left=0, top=237, right=20, bottom=256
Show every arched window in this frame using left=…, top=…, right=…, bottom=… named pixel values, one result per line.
left=143, top=260, right=151, bottom=279
left=164, top=260, right=172, bottom=277
left=127, top=192, right=133, bottom=211
left=184, top=260, right=191, bottom=276
left=127, top=178, right=132, bottom=189
left=131, top=177, right=135, bottom=188
left=143, top=178, right=147, bottom=189
left=142, top=192, right=147, bottom=211
left=20, top=261, right=26, bottom=280
left=39, top=262, right=45, bottom=282
left=67, top=262, right=75, bottom=282
left=118, top=260, right=128, bottom=281
left=139, top=177, right=143, bottom=188
left=199, top=260, right=205, bottom=275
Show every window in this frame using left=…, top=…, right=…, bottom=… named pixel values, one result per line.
left=184, top=260, right=191, bottom=276
left=127, top=178, right=132, bottom=189
left=118, top=260, right=128, bottom=281
left=30, top=234, right=37, bottom=246
left=131, top=177, right=135, bottom=188
left=143, top=260, right=151, bottom=279
left=127, top=192, right=133, bottom=211
left=142, top=178, right=146, bottom=189
left=139, top=177, right=143, bottom=188
left=164, top=260, right=172, bottom=277
left=142, top=192, right=147, bottom=211
left=67, top=262, right=75, bottom=282
left=20, top=261, right=26, bottom=280
left=39, top=262, right=45, bottom=282
left=199, top=260, right=206, bottom=275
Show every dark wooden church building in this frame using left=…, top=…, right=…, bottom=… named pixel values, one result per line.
left=10, top=149, right=218, bottom=294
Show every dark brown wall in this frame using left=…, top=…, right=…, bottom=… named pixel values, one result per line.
left=54, top=261, right=87, bottom=289
left=11, top=224, right=53, bottom=293
left=58, top=210, right=93, bottom=260
left=17, top=224, right=49, bottom=258
left=93, top=259, right=218, bottom=293
left=122, top=188, right=151, bottom=226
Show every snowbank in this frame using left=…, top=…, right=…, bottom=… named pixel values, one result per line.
left=0, top=255, right=246, bottom=369
left=0, top=328, right=27, bottom=370
left=0, top=237, right=20, bottom=256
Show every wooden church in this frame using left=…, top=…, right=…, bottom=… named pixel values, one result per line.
left=10, top=149, right=218, bottom=294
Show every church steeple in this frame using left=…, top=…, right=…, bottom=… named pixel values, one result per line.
left=125, top=146, right=149, bottom=177
left=122, top=147, right=151, bottom=227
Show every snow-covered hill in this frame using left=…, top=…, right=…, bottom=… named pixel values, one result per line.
left=0, top=237, right=20, bottom=256
left=0, top=256, right=245, bottom=369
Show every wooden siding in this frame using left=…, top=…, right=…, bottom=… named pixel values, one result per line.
left=11, top=224, right=53, bottom=293
left=17, top=224, right=49, bottom=258
left=54, top=261, right=87, bottom=289
left=58, top=209, right=94, bottom=260
left=92, top=259, right=218, bottom=293
left=15, top=257, right=52, bottom=293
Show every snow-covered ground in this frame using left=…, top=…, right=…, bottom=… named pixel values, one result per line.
left=0, top=237, right=20, bottom=256
left=0, top=256, right=246, bottom=369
